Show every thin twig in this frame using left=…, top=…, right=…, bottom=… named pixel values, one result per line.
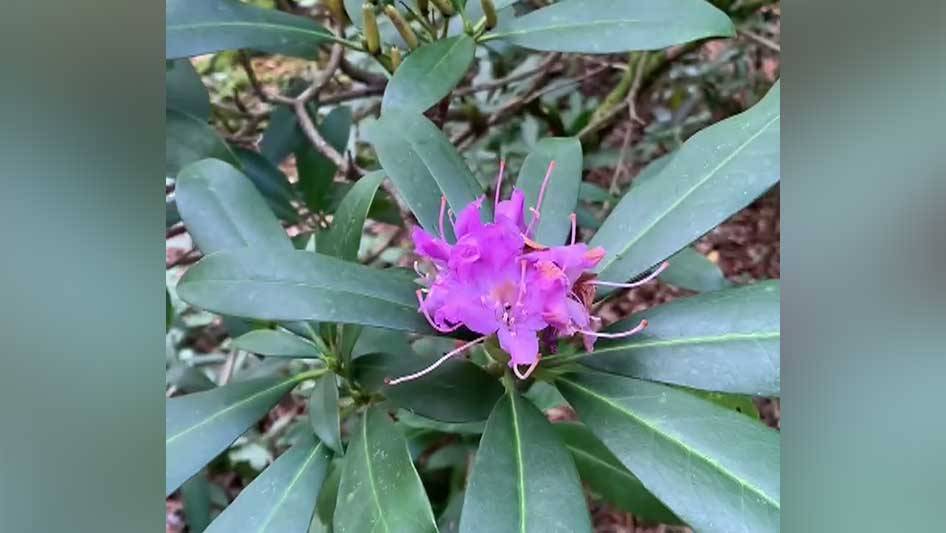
left=238, top=51, right=270, bottom=104
left=739, top=28, right=780, bottom=52
left=295, top=100, right=347, bottom=169
left=339, top=56, right=388, bottom=86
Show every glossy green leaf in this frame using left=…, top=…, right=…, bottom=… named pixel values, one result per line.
left=181, top=470, right=211, bottom=533
left=660, top=246, right=731, bottom=292
left=688, top=389, right=761, bottom=420
left=166, top=0, right=334, bottom=59
left=580, top=281, right=780, bottom=396
left=232, top=147, right=300, bottom=222
left=317, top=171, right=385, bottom=261
left=166, top=110, right=238, bottom=176
left=166, top=59, right=210, bottom=120
left=166, top=375, right=300, bottom=495
left=487, top=0, right=733, bottom=53
left=352, top=352, right=504, bottom=422
left=314, top=459, right=343, bottom=528
left=232, top=329, right=323, bottom=358
left=554, top=422, right=680, bottom=524
left=206, top=434, right=332, bottom=532
left=382, top=35, right=476, bottom=114
left=396, top=410, right=487, bottom=435
left=592, top=82, right=780, bottom=284
left=366, top=109, right=485, bottom=241
left=297, top=107, right=352, bottom=212
left=166, top=289, right=174, bottom=331
left=175, top=159, right=293, bottom=254
left=515, top=137, right=582, bottom=245
left=334, top=408, right=438, bottom=533
left=459, top=391, right=592, bottom=533
left=177, top=248, right=430, bottom=332
left=167, top=365, right=217, bottom=394
left=309, top=374, right=342, bottom=454
left=557, top=372, right=780, bottom=532
left=260, top=97, right=312, bottom=164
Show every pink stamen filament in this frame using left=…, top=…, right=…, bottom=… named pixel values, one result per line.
left=588, top=261, right=670, bottom=288
left=438, top=196, right=447, bottom=240
left=516, top=260, right=527, bottom=306
left=578, top=319, right=648, bottom=339
left=386, top=336, right=487, bottom=385
left=494, top=159, right=507, bottom=210
left=569, top=212, right=577, bottom=245
left=513, top=360, right=539, bottom=380
left=525, top=161, right=556, bottom=236
left=416, top=290, right=462, bottom=333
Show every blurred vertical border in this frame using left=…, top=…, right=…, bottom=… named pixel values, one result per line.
left=784, top=0, right=946, bottom=530
left=0, top=1, right=164, bottom=532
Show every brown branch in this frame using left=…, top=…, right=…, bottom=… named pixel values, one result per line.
left=739, top=29, right=780, bottom=53
left=295, top=100, right=348, bottom=169
left=339, top=56, right=388, bottom=86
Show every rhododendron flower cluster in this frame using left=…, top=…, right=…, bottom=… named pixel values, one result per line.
left=387, top=162, right=667, bottom=385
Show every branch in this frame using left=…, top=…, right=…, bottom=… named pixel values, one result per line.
left=294, top=100, right=348, bottom=170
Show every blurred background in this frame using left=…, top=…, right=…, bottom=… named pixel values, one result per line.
left=0, top=0, right=944, bottom=532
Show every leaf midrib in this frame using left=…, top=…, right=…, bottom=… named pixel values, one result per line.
left=492, top=19, right=644, bottom=39
left=362, top=414, right=392, bottom=533
left=256, top=442, right=326, bottom=532
left=559, top=376, right=779, bottom=510
left=178, top=278, right=416, bottom=309
left=168, top=21, right=331, bottom=39
left=596, top=113, right=780, bottom=278
left=167, top=377, right=297, bottom=445
left=508, top=395, right=527, bottom=533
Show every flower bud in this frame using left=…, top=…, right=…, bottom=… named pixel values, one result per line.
left=323, top=0, right=349, bottom=26
left=390, top=46, right=402, bottom=71
left=480, top=0, right=497, bottom=29
left=362, top=3, right=381, bottom=54
left=429, top=0, right=455, bottom=17
left=384, top=5, right=419, bottom=50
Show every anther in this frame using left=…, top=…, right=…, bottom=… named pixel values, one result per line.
left=569, top=212, right=577, bottom=245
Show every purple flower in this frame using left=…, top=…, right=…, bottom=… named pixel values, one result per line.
left=387, top=161, right=668, bottom=385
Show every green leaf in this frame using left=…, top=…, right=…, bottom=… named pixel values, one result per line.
left=260, top=97, right=312, bottom=164
left=177, top=248, right=430, bottom=332
left=580, top=281, right=780, bottom=396
left=554, top=422, right=680, bottom=524
left=366, top=109, right=485, bottom=241
left=166, top=0, right=334, bottom=59
left=175, top=159, right=293, bottom=254
left=232, top=147, right=300, bottom=222
left=166, top=110, right=239, bottom=176
left=592, top=82, right=780, bottom=284
left=181, top=470, right=212, bottom=533
left=205, top=434, right=332, bottom=532
left=352, top=352, right=504, bottom=422
left=382, top=35, right=476, bottom=114
left=166, top=59, right=210, bottom=120
left=166, top=289, right=174, bottom=331
left=315, top=459, right=343, bottom=528
left=687, top=389, right=761, bottom=420
left=660, top=246, right=730, bottom=292
left=515, top=137, right=583, bottom=245
left=486, top=0, right=733, bottom=53
left=297, top=107, right=352, bottom=212
left=334, top=408, right=438, bottom=533
left=232, top=329, right=323, bottom=358
left=317, top=171, right=385, bottom=262
left=557, top=372, right=780, bottom=532
left=309, top=374, right=343, bottom=454
left=166, top=375, right=301, bottom=495
left=396, top=410, right=487, bottom=435
left=459, top=391, right=592, bottom=533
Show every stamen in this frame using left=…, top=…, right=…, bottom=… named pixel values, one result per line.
left=569, top=212, right=577, bottom=245
left=516, top=260, right=527, bottom=306
left=385, top=336, right=487, bottom=385
left=587, top=261, right=670, bottom=288
left=416, top=290, right=462, bottom=333
left=413, top=260, right=427, bottom=278
left=513, top=360, right=539, bottom=380
left=525, top=207, right=541, bottom=236
left=438, top=195, right=447, bottom=240
left=494, top=158, right=507, bottom=210
left=534, top=161, right=556, bottom=215
left=578, top=319, right=648, bottom=339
